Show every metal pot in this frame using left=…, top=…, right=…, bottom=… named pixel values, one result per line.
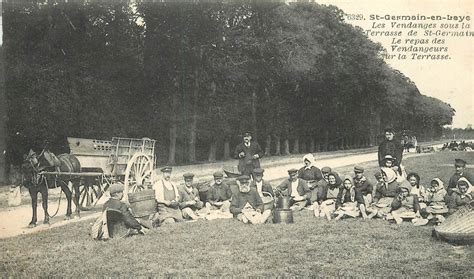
left=276, top=196, right=291, bottom=209
left=273, top=209, right=294, bottom=224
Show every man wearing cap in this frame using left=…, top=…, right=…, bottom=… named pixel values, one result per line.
left=353, top=166, right=373, bottom=219
left=178, top=173, right=206, bottom=220
left=153, top=166, right=183, bottom=224
left=378, top=126, right=404, bottom=169
left=102, top=184, right=148, bottom=236
left=234, top=132, right=264, bottom=176
left=447, top=159, right=474, bottom=196
left=275, top=168, right=311, bottom=210
left=207, top=171, right=233, bottom=215
left=230, top=175, right=271, bottom=224
left=250, top=168, right=274, bottom=199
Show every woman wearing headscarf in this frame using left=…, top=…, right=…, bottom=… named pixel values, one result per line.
left=314, top=173, right=341, bottom=219
left=422, top=178, right=449, bottom=224
left=448, top=177, right=473, bottom=214
left=334, top=176, right=360, bottom=220
left=298, top=153, right=323, bottom=183
left=367, top=167, right=400, bottom=219
left=388, top=182, right=422, bottom=225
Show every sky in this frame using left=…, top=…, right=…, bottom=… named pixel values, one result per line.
left=316, top=0, right=473, bottom=128
left=0, top=1, right=471, bottom=127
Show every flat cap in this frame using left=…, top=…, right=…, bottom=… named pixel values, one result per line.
left=213, top=171, right=224, bottom=178
left=109, top=183, right=124, bottom=194
left=455, top=159, right=467, bottom=167
left=183, top=173, right=195, bottom=179
left=253, top=168, right=264, bottom=175
left=287, top=168, right=298, bottom=174
left=354, top=166, right=364, bottom=173
left=160, top=166, right=172, bottom=172
left=243, top=131, right=252, bottom=137
left=321, top=166, right=332, bottom=173
left=237, top=175, right=250, bottom=182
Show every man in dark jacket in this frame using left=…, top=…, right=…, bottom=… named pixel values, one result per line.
left=234, top=132, right=264, bottom=176
left=230, top=175, right=271, bottom=224
left=275, top=168, right=311, bottom=210
left=102, top=184, right=148, bottom=235
left=250, top=168, right=274, bottom=199
left=378, top=126, right=404, bottom=168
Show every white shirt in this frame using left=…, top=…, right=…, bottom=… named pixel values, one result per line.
left=256, top=181, right=263, bottom=198
left=291, top=179, right=304, bottom=200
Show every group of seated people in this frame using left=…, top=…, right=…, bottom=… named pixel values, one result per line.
left=99, top=154, right=473, bottom=237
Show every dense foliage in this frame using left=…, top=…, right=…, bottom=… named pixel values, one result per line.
left=3, top=0, right=455, bottom=166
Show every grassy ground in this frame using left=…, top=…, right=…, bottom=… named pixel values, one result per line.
left=0, top=151, right=473, bottom=277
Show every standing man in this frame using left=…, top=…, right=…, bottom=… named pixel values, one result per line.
left=234, top=132, right=264, bottom=176
left=447, top=159, right=474, bottom=195
left=378, top=126, right=404, bottom=168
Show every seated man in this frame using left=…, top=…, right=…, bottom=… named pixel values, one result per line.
left=314, top=172, right=341, bottom=220
left=206, top=171, right=233, bottom=219
left=230, top=175, right=271, bottom=224
left=251, top=168, right=274, bottom=212
left=102, top=184, right=148, bottom=236
left=353, top=166, right=373, bottom=219
left=153, top=166, right=183, bottom=224
left=448, top=177, right=473, bottom=214
left=178, top=173, right=207, bottom=220
left=275, top=168, right=311, bottom=210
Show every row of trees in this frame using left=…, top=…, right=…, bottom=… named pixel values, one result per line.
left=3, top=0, right=455, bottom=167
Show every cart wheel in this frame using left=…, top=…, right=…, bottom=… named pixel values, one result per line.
left=79, top=177, right=106, bottom=211
left=123, top=152, right=154, bottom=200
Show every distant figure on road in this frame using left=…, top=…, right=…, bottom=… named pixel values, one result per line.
left=378, top=126, right=404, bottom=169
left=234, top=132, right=264, bottom=176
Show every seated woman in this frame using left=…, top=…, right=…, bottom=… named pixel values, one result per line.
left=422, top=178, right=449, bottom=224
left=206, top=171, right=233, bottom=220
left=388, top=182, right=423, bottom=225
left=334, top=176, right=361, bottom=220
left=230, top=175, right=271, bottom=224
left=448, top=177, right=473, bottom=214
left=310, top=167, right=342, bottom=207
left=298, top=153, right=323, bottom=190
left=178, top=173, right=207, bottom=220
left=407, top=173, right=426, bottom=207
left=313, top=173, right=341, bottom=220
left=153, top=167, right=183, bottom=224
left=367, top=167, right=400, bottom=219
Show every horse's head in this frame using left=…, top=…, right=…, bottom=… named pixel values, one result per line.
left=25, top=148, right=55, bottom=172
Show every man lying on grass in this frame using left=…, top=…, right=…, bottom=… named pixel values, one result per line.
left=230, top=175, right=271, bottom=224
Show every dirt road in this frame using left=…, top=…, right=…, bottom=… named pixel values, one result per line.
left=0, top=146, right=440, bottom=239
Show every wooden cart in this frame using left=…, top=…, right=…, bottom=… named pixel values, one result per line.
left=41, top=137, right=156, bottom=210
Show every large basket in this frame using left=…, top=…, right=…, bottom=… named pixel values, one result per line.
left=434, top=206, right=474, bottom=244
left=262, top=191, right=274, bottom=211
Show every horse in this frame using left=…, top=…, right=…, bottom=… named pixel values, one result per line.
left=24, top=149, right=82, bottom=227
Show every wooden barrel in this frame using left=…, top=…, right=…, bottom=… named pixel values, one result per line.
left=434, top=207, right=474, bottom=244
left=128, top=189, right=157, bottom=218
left=273, top=209, right=293, bottom=224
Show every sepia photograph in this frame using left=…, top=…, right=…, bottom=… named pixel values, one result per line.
left=0, top=0, right=473, bottom=277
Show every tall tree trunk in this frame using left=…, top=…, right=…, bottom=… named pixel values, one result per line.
left=274, top=135, right=281, bottom=156
left=292, top=138, right=300, bottom=154
left=323, top=130, right=329, bottom=152
left=168, top=121, right=177, bottom=165
left=208, top=140, right=217, bottom=162
left=300, top=141, right=307, bottom=154
left=283, top=139, right=290, bottom=155
left=251, top=89, right=257, bottom=139
left=223, top=139, right=230, bottom=160
left=264, top=135, right=271, bottom=156
left=309, top=138, right=315, bottom=153
left=188, top=69, right=198, bottom=163
left=0, top=46, right=6, bottom=184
